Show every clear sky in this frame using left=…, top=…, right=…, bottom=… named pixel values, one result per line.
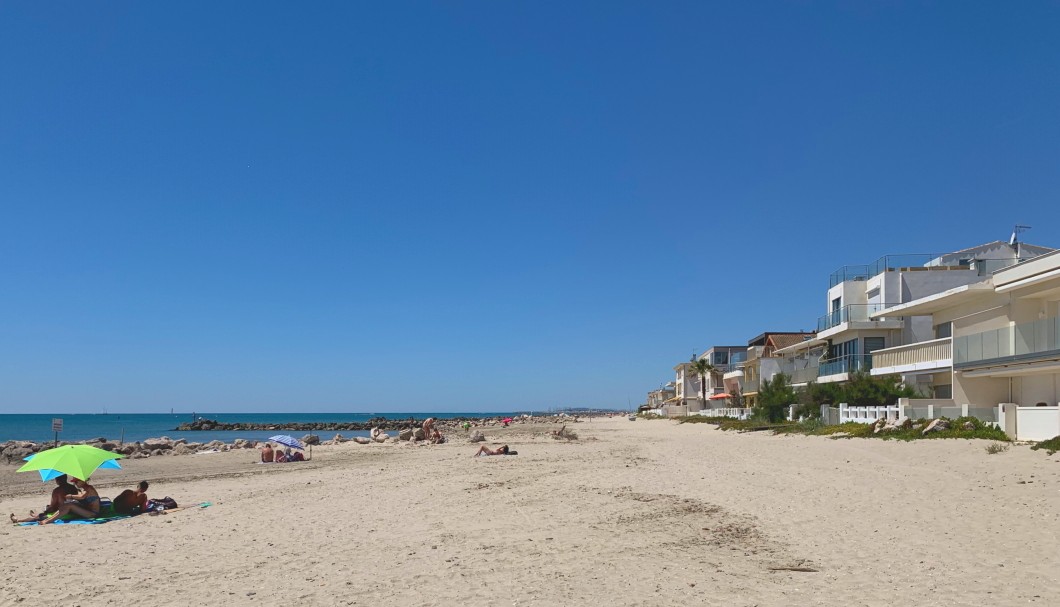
left=1, top=2, right=1058, bottom=413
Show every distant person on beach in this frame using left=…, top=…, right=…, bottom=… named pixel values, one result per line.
left=462, top=421, right=471, bottom=432
left=473, top=444, right=510, bottom=457
left=10, top=474, right=78, bottom=524
left=275, top=448, right=287, bottom=463
left=289, top=450, right=305, bottom=462
left=261, top=443, right=274, bottom=463
left=113, top=481, right=150, bottom=515
left=430, top=429, right=445, bottom=444
left=422, top=417, right=436, bottom=439
left=39, top=478, right=100, bottom=524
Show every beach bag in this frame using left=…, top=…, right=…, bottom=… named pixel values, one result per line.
left=148, top=496, right=179, bottom=511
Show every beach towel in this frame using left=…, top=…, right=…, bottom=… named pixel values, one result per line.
left=19, top=513, right=130, bottom=526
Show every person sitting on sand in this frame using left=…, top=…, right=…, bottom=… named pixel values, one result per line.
left=260, top=443, right=274, bottom=463
left=430, top=429, right=445, bottom=444
left=275, top=448, right=287, bottom=463
left=113, top=481, right=150, bottom=515
left=39, top=478, right=100, bottom=525
left=473, top=444, right=510, bottom=457
left=10, top=474, right=78, bottom=524
left=289, top=450, right=305, bottom=462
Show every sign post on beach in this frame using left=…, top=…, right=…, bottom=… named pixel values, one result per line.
left=52, top=418, right=63, bottom=447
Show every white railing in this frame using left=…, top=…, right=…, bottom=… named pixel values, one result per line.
left=693, top=408, right=752, bottom=420
left=871, top=338, right=952, bottom=373
left=839, top=403, right=902, bottom=423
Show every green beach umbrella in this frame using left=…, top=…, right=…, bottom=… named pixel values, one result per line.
left=16, top=444, right=125, bottom=481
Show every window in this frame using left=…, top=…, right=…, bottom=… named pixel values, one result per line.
left=713, top=352, right=728, bottom=365
left=933, top=384, right=952, bottom=399
left=864, top=337, right=886, bottom=354
left=934, top=322, right=952, bottom=339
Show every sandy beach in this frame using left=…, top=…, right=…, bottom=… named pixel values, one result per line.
left=2, top=418, right=1058, bottom=606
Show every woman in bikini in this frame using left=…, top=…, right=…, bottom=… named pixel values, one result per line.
left=39, top=477, right=100, bottom=525
left=473, top=444, right=509, bottom=457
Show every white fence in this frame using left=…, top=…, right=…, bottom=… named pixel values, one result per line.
left=839, top=404, right=902, bottom=423
left=1005, top=404, right=1060, bottom=442
left=693, top=408, right=752, bottom=420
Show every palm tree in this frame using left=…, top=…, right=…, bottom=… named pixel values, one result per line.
left=689, top=358, right=716, bottom=409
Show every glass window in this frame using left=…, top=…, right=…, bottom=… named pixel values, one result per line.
left=864, top=337, right=886, bottom=353
left=934, top=322, right=952, bottom=339
left=933, top=384, right=952, bottom=399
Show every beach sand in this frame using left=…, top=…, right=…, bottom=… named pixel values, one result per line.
left=2, top=418, right=1058, bottom=606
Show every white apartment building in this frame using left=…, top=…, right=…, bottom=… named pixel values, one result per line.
left=775, top=241, right=1053, bottom=389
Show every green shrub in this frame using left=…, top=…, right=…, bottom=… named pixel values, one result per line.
left=1030, top=436, right=1060, bottom=455
left=985, top=442, right=1009, bottom=454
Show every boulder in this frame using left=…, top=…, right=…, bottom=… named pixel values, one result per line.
left=962, top=420, right=976, bottom=431
left=413, top=428, right=426, bottom=441
left=142, top=438, right=173, bottom=451
left=120, top=445, right=138, bottom=456
left=172, top=444, right=192, bottom=456
left=922, top=419, right=951, bottom=435
left=372, top=433, right=390, bottom=443
left=99, top=442, right=119, bottom=452
left=331, top=434, right=349, bottom=443
left=468, top=431, right=486, bottom=443
left=302, top=434, right=320, bottom=446
left=352, top=437, right=371, bottom=445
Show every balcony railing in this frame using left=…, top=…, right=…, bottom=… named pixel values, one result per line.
left=871, top=338, right=952, bottom=370
left=818, top=303, right=894, bottom=332
left=954, top=317, right=1060, bottom=366
left=789, top=366, right=820, bottom=384
left=818, top=354, right=873, bottom=377
left=743, top=378, right=760, bottom=393
left=828, top=254, right=939, bottom=288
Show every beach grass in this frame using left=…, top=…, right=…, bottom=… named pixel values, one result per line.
left=1030, top=435, right=1060, bottom=455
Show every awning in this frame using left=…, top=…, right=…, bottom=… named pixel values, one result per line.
left=709, top=393, right=731, bottom=400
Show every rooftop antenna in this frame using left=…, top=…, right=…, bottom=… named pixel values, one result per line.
left=1009, top=224, right=1031, bottom=246
left=1010, top=224, right=1031, bottom=257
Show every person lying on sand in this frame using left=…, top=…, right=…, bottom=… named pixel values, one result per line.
left=38, top=478, right=100, bottom=525
left=473, top=444, right=510, bottom=457
left=113, top=481, right=150, bottom=515
left=10, top=474, right=78, bottom=524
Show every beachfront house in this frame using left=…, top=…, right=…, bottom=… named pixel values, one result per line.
left=741, top=332, right=816, bottom=409
left=773, top=240, right=1053, bottom=391
left=700, top=346, right=746, bottom=408
left=868, top=247, right=1060, bottom=440
left=644, top=384, right=676, bottom=415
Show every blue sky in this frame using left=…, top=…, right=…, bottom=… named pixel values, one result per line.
left=1, top=2, right=1058, bottom=413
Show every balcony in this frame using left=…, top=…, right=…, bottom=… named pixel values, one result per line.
left=743, top=378, right=760, bottom=393
left=954, top=317, right=1060, bottom=368
left=818, top=354, right=873, bottom=378
left=828, top=254, right=939, bottom=288
left=817, top=303, right=895, bottom=332
left=870, top=338, right=952, bottom=375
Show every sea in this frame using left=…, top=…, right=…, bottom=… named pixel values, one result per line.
left=0, top=412, right=521, bottom=444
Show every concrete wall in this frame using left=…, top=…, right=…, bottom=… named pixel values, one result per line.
left=900, top=269, right=981, bottom=302
left=953, top=375, right=1010, bottom=409
left=1015, top=374, right=1060, bottom=407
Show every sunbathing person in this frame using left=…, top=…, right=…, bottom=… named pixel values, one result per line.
left=39, top=478, right=100, bottom=525
left=10, top=474, right=78, bottom=524
left=275, top=448, right=288, bottom=463
left=113, top=481, right=150, bottom=515
left=289, top=450, right=305, bottom=462
left=473, top=444, right=510, bottom=457
left=260, top=443, right=274, bottom=463
left=430, top=429, right=445, bottom=444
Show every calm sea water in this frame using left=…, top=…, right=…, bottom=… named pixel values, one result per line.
left=0, top=412, right=518, bottom=444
